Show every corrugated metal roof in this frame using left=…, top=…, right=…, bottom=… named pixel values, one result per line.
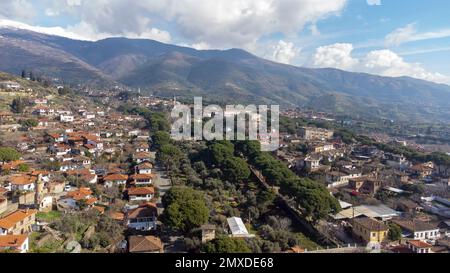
left=227, top=217, right=249, bottom=235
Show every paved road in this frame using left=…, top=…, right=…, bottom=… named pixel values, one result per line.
left=153, top=166, right=187, bottom=252
left=153, top=166, right=172, bottom=215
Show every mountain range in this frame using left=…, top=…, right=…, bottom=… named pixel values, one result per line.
left=1, top=27, right=450, bottom=122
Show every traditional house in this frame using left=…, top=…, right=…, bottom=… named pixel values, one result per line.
left=135, top=142, right=150, bottom=153
left=103, top=174, right=128, bottom=188
left=410, top=164, right=434, bottom=179
left=407, top=240, right=433, bottom=253
left=0, top=81, right=21, bottom=90
left=57, top=188, right=96, bottom=211
left=201, top=224, right=216, bottom=243
left=0, top=197, right=7, bottom=215
left=128, top=187, right=155, bottom=202
left=128, top=235, right=163, bottom=253
left=0, top=209, right=37, bottom=235
left=9, top=175, right=36, bottom=192
left=349, top=177, right=382, bottom=196
left=391, top=218, right=440, bottom=241
left=137, top=162, right=153, bottom=174
left=60, top=114, right=74, bottom=123
left=130, top=174, right=154, bottom=187
left=352, top=216, right=388, bottom=244
left=133, top=152, right=152, bottom=164
left=125, top=203, right=158, bottom=231
left=0, top=235, right=29, bottom=253
left=326, top=170, right=361, bottom=188
left=302, top=155, right=322, bottom=172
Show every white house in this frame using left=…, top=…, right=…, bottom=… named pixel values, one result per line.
left=126, top=203, right=158, bottom=231
left=0, top=81, right=21, bottom=90
left=130, top=174, right=153, bottom=187
left=0, top=235, right=29, bottom=253
left=60, top=114, right=74, bottom=123
left=103, top=174, right=128, bottom=188
left=9, top=175, right=36, bottom=192
left=407, top=240, right=432, bottom=254
left=392, top=219, right=440, bottom=241
left=39, top=196, right=53, bottom=212
left=137, top=162, right=153, bottom=174
left=128, top=187, right=154, bottom=202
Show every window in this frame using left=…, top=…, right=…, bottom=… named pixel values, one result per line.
left=372, top=232, right=377, bottom=238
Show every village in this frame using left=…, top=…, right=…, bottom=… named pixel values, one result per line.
left=276, top=120, right=450, bottom=253
left=0, top=76, right=450, bottom=254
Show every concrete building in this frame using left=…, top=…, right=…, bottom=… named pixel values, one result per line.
left=299, top=127, right=334, bottom=141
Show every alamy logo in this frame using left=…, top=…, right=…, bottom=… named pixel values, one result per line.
left=171, top=97, right=279, bottom=151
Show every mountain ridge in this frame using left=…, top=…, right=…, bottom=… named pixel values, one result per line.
left=1, top=27, right=450, bottom=122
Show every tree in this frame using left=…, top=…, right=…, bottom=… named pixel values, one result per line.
left=157, top=144, right=183, bottom=171
left=161, top=187, right=209, bottom=232
left=29, top=71, right=35, bottom=81
left=152, top=131, right=171, bottom=148
left=147, top=112, right=170, bottom=132
left=388, top=224, right=402, bottom=241
left=20, top=119, right=38, bottom=129
left=203, top=236, right=251, bottom=253
left=222, top=157, right=251, bottom=183
left=18, top=163, right=30, bottom=172
left=0, top=147, right=21, bottom=163
left=207, top=142, right=234, bottom=167
left=11, top=97, right=26, bottom=114
left=58, top=86, right=72, bottom=96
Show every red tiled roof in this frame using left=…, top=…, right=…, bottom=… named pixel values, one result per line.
left=9, top=175, right=36, bottom=185
left=408, top=240, right=432, bottom=249
left=128, top=236, right=163, bottom=253
left=0, top=210, right=37, bottom=229
left=131, top=173, right=154, bottom=180
left=128, top=187, right=155, bottom=196
left=0, top=235, right=28, bottom=249
left=103, top=173, right=128, bottom=181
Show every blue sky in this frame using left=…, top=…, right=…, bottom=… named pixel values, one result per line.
left=0, top=0, right=449, bottom=84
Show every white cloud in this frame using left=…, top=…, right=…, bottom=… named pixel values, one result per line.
left=0, top=0, right=36, bottom=22
left=366, top=0, right=381, bottom=6
left=0, top=19, right=90, bottom=41
left=385, top=23, right=450, bottom=47
left=191, top=42, right=211, bottom=50
left=312, top=43, right=450, bottom=84
left=0, top=18, right=172, bottom=43
left=313, top=43, right=358, bottom=70
left=271, top=40, right=300, bottom=64
left=385, top=23, right=417, bottom=47
left=363, top=50, right=449, bottom=83
left=0, top=0, right=347, bottom=49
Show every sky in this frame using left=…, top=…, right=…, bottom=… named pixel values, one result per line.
left=0, top=0, right=449, bottom=84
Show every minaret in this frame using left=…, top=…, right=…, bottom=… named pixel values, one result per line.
left=34, top=174, right=44, bottom=210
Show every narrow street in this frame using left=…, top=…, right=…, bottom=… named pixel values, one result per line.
left=153, top=165, right=172, bottom=215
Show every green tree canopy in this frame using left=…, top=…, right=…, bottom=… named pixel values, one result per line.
left=203, top=236, right=251, bottom=253
left=20, top=119, right=39, bottom=128
left=207, top=142, right=234, bottom=167
left=0, top=147, right=21, bottom=162
left=161, top=187, right=209, bottom=232
left=388, top=223, right=402, bottom=241
left=11, top=97, right=26, bottom=114
left=223, top=157, right=251, bottom=183
left=152, top=131, right=172, bottom=148
left=157, top=144, right=183, bottom=171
